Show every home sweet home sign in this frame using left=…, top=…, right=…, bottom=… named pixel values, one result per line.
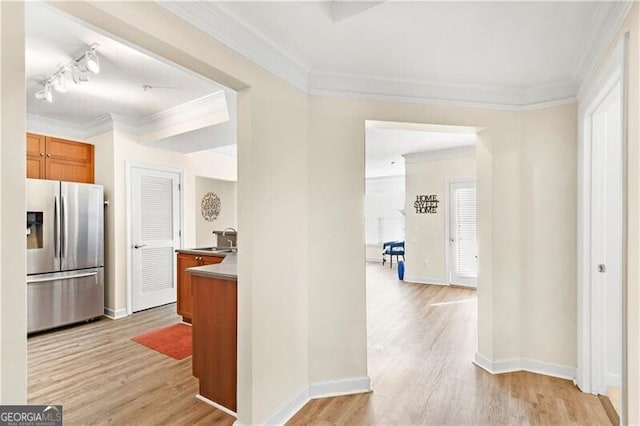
left=414, top=194, right=439, bottom=214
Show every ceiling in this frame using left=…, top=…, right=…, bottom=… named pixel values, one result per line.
left=162, top=1, right=631, bottom=107
left=366, top=126, right=476, bottom=178
left=25, top=2, right=224, bottom=124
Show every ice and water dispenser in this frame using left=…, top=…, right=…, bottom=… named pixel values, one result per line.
left=26, top=211, right=44, bottom=249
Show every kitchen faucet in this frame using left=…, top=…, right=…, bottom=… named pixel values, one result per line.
left=222, top=227, right=237, bottom=236
left=219, top=227, right=238, bottom=250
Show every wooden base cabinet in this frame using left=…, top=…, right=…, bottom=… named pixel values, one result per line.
left=192, top=274, right=237, bottom=412
left=176, top=253, right=224, bottom=322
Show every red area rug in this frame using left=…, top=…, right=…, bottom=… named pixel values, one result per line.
left=132, top=323, right=192, bottom=360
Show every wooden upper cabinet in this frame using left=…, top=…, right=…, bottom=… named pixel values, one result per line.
left=26, top=133, right=94, bottom=183
left=26, top=133, right=46, bottom=180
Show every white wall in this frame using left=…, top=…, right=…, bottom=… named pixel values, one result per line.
left=365, top=175, right=404, bottom=245
left=404, top=154, right=476, bottom=284
left=195, top=176, right=237, bottom=247
left=520, top=104, right=578, bottom=368
left=307, top=95, right=577, bottom=378
left=0, top=1, right=27, bottom=403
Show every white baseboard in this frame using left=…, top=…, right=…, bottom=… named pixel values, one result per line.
left=263, top=385, right=310, bottom=425
left=262, top=376, right=371, bottom=425
left=103, top=307, right=128, bottom=319
left=309, top=376, right=372, bottom=399
left=403, top=276, right=448, bottom=286
left=196, top=393, right=237, bottom=418
left=473, top=352, right=576, bottom=381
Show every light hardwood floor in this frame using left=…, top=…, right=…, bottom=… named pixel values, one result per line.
left=288, top=264, right=611, bottom=425
left=28, top=264, right=610, bottom=425
left=28, top=304, right=234, bottom=425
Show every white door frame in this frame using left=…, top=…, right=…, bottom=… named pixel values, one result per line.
left=125, top=161, right=185, bottom=315
left=446, top=179, right=477, bottom=287
left=576, top=36, right=627, bottom=421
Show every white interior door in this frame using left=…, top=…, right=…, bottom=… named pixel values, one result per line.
left=449, top=181, right=477, bottom=287
left=130, top=166, right=182, bottom=312
left=591, top=80, right=623, bottom=395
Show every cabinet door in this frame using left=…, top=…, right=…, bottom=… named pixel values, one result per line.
left=201, top=255, right=224, bottom=266
left=26, top=133, right=46, bottom=179
left=177, top=253, right=200, bottom=322
left=192, top=276, right=237, bottom=411
left=45, top=137, right=94, bottom=183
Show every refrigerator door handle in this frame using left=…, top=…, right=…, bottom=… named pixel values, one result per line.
left=54, top=195, right=60, bottom=259
left=62, top=195, right=68, bottom=259
left=27, top=271, right=98, bottom=283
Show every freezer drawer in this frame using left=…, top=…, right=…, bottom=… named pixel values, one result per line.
left=27, top=268, right=104, bottom=333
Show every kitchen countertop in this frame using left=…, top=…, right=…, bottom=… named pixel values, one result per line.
left=175, top=247, right=229, bottom=257
left=187, top=253, right=237, bottom=281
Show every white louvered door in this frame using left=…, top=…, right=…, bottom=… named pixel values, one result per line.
left=131, top=166, right=181, bottom=312
left=449, top=181, right=477, bottom=287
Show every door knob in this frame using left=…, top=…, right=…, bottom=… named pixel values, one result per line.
left=134, top=243, right=147, bottom=249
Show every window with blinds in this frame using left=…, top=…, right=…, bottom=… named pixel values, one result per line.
left=455, top=187, right=477, bottom=278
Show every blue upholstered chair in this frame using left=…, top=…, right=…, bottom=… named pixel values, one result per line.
left=382, top=241, right=405, bottom=268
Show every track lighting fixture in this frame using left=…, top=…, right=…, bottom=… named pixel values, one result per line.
left=34, top=43, right=100, bottom=103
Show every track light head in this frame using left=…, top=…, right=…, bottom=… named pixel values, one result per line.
left=52, top=73, right=67, bottom=93
left=71, top=65, right=90, bottom=84
left=35, top=84, right=53, bottom=103
left=84, top=50, right=100, bottom=74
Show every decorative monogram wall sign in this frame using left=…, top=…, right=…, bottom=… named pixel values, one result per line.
left=201, top=192, right=221, bottom=222
left=414, top=194, right=439, bottom=214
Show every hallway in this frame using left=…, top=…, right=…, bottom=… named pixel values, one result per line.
left=289, top=264, right=610, bottom=425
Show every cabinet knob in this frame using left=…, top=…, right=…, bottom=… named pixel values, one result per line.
left=46, top=153, right=51, bottom=158
left=39, top=152, right=45, bottom=157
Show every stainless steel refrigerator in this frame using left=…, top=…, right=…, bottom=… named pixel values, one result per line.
left=26, top=179, right=104, bottom=333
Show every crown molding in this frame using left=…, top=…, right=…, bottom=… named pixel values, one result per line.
left=83, top=114, right=118, bottom=137
left=158, top=1, right=626, bottom=110
left=138, top=90, right=228, bottom=134
left=26, top=114, right=87, bottom=141
left=310, top=72, right=578, bottom=111
left=157, top=1, right=310, bottom=93
left=573, top=1, right=633, bottom=95
left=28, top=92, right=230, bottom=140
left=403, top=146, right=476, bottom=164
